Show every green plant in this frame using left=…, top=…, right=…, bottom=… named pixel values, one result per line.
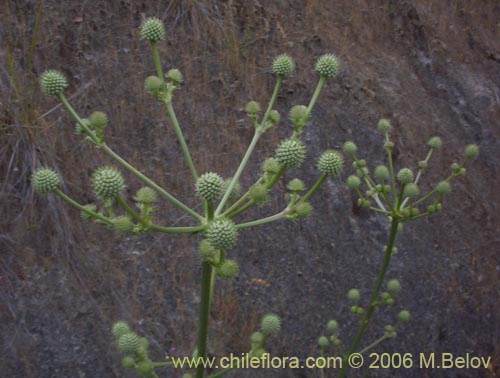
left=33, top=17, right=478, bottom=378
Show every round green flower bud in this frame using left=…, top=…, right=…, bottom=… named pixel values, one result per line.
left=326, top=320, right=339, bottom=333
left=384, top=325, right=397, bottom=338
left=249, top=184, right=269, bottom=205
left=418, top=160, right=428, bottom=170
left=198, top=239, right=216, bottom=261
left=206, top=219, right=238, bottom=250
left=139, top=337, right=149, bottom=349
left=245, top=101, right=261, bottom=115
left=275, top=139, right=307, bottom=169
left=403, top=183, right=420, bottom=198
left=40, top=70, right=67, bottom=96
left=262, top=158, right=280, bottom=174
left=261, top=313, right=281, bottom=335
left=112, top=321, right=130, bottom=340
left=268, top=110, right=280, bottom=124
left=397, top=168, right=414, bottom=185
left=346, top=175, right=361, bottom=190
left=92, top=166, right=125, bottom=199
left=343, top=141, right=357, bottom=156
left=289, top=105, right=308, bottom=126
left=216, top=259, right=239, bottom=279
left=140, top=17, right=165, bottom=42
left=122, top=356, right=136, bottom=368
left=428, top=136, right=442, bottom=150
left=114, top=216, right=134, bottom=234
left=287, top=178, right=305, bottom=192
left=317, top=150, right=344, bottom=176
left=375, top=165, right=389, bottom=181
left=384, top=141, right=394, bottom=150
left=196, top=172, right=224, bottom=202
left=398, top=310, right=411, bottom=322
left=292, top=202, right=313, bottom=219
left=464, top=144, right=479, bottom=160
left=222, top=178, right=241, bottom=200
left=347, top=288, right=360, bottom=302
left=166, top=68, right=183, bottom=84
left=252, top=348, right=266, bottom=358
left=145, top=75, right=163, bottom=95
left=32, top=168, right=61, bottom=194
left=137, top=361, right=153, bottom=375
left=318, top=336, right=329, bottom=347
left=387, top=279, right=401, bottom=294
left=272, top=54, right=295, bottom=77
left=89, top=111, right=108, bottom=128
left=118, top=333, right=140, bottom=355
left=81, top=204, right=97, bottom=221
left=75, top=118, right=91, bottom=134
left=315, top=54, right=339, bottom=78
left=134, top=187, right=158, bottom=203
left=436, top=181, right=451, bottom=195
left=377, top=119, right=391, bottom=133
left=250, top=331, right=264, bottom=344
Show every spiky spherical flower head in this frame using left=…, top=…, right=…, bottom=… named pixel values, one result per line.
left=206, top=219, right=238, bottom=250
left=245, top=101, right=261, bottom=115
left=387, top=279, right=401, bottom=294
left=32, top=168, right=61, bottom=194
left=327, top=319, right=339, bottom=333
left=122, top=356, right=136, bottom=369
left=428, top=136, right=442, bottom=150
left=216, top=259, right=239, bottom=279
left=403, top=183, right=420, bottom=198
left=272, top=54, right=295, bottom=77
left=318, top=336, right=329, bottom=347
left=222, top=178, right=241, bottom=200
left=377, top=119, right=391, bottom=133
left=287, top=178, right=305, bottom=192
left=140, top=17, right=165, bottom=42
left=134, top=187, right=158, bottom=203
left=261, top=313, right=281, bottom=335
left=118, top=333, right=140, bottom=355
left=40, top=70, right=67, bottom=96
left=289, top=105, right=308, bottom=126
left=114, top=216, right=134, bottom=234
left=398, top=310, right=411, bottom=322
left=315, top=54, right=339, bottom=78
left=269, top=110, right=280, bottom=124
left=275, top=139, right=307, bottom=169
left=92, top=166, right=125, bottom=199
left=249, top=184, right=270, bottom=205
left=347, top=288, right=360, bottom=302
left=112, top=321, right=131, bottom=340
left=436, top=180, right=452, bottom=195
left=166, top=68, right=183, bottom=84
left=343, top=141, right=357, bottom=156
left=292, top=202, right=313, bottom=219
left=375, top=165, right=389, bottom=181
left=144, top=75, right=163, bottom=95
left=465, top=144, right=479, bottom=160
left=397, top=168, right=414, bottom=185
left=89, top=111, right=108, bottom=128
left=198, top=239, right=216, bottom=261
left=346, top=175, right=361, bottom=190
left=318, top=150, right=344, bottom=176
left=196, top=172, right=224, bottom=202
left=262, top=158, right=280, bottom=174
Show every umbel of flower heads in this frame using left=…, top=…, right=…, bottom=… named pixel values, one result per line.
left=34, top=16, right=344, bottom=378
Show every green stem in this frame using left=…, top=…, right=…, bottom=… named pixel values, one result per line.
left=339, top=218, right=399, bottom=378
left=58, top=94, right=99, bottom=144
left=358, top=334, right=390, bottom=355
left=206, top=367, right=234, bottom=378
left=150, top=42, right=164, bottom=81
left=306, top=76, right=326, bottom=117
left=54, top=189, right=113, bottom=225
left=385, top=134, right=397, bottom=200
left=412, top=174, right=453, bottom=207
left=151, top=361, right=173, bottom=367
left=165, top=100, right=198, bottom=182
left=115, top=196, right=148, bottom=227
left=195, top=261, right=213, bottom=378
left=236, top=209, right=288, bottom=229
left=300, top=175, right=327, bottom=203
left=215, top=77, right=283, bottom=216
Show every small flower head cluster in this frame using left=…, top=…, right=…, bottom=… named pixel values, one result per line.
left=248, top=313, right=282, bottom=358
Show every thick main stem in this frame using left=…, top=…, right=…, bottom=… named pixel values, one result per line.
left=339, top=217, right=399, bottom=378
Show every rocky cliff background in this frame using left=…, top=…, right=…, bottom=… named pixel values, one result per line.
left=1, top=1, right=499, bottom=377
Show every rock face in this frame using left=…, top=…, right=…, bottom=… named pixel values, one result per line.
left=1, top=1, right=499, bottom=377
